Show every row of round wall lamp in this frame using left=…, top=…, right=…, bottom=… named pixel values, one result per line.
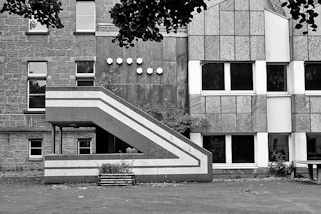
left=106, top=57, right=143, bottom=65
left=137, top=67, right=163, bottom=75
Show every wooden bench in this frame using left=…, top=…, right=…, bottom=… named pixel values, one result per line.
left=295, top=161, right=321, bottom=184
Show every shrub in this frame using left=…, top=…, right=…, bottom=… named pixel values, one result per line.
left=100, top=163, right=131, bottom=174
left=269, top=152, right=294, bottom=177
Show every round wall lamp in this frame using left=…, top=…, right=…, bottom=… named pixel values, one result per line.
left=116, top=57, right=123, bottom=65
left=106, top=58, right=113, bottom=65
left=127, top=58, right=133, bottom=65
left=136, top=67, right=143, bottom=75
left=136, top=58, right=143, bottom=65
left=156, top=67, right=163, bottom=75
left=147, top=67, right=153, bottom=75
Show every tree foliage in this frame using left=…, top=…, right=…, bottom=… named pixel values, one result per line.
left=0, top=0, right=63, bottom=28
left=1, top=0, right=321, bottom=46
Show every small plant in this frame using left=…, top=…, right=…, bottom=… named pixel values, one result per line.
left=269, top=152, right=293, bottom=177
left=99, top=163, right=132, bottom=174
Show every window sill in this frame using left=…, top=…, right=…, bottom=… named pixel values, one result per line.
left=24, top=110, right=45, bottom=114
left=25, top=32, right=49, bottom=35
left=28, top=157, right=43, bottom=162
left=73, top=32, right=95, bottom=35
left=212, top=163, right=257, bottom=169
left=266, top=92, right=290, bottom=97
left=201, top=91, right=255, bottom=96
left=305, top=91, right=321, bottom=96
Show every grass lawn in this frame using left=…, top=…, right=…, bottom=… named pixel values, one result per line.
left=0, top=178, right=321, bottom=214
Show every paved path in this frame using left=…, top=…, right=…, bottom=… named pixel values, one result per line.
left=0, top=179, right=321, bottom=214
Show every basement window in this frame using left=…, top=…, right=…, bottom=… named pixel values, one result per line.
left=78, top=138, right=92, bottom=154
left=268, top=134, right=289, bottom=161
left=29, top=139, right=43, bottom=159
left=232, top=135, right=254, bottom=163
left=203, top=136, right=226, bottom=163
left=307, top=134, right=321, bottom=160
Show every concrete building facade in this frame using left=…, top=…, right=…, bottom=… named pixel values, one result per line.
left=0, top=0, right=320, bottom=182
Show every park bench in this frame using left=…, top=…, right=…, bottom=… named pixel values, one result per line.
left=295, top=161, right=321, bottom=184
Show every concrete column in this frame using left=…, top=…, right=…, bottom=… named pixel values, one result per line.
left=289, top=61, right=305, bottom=94
left=254, top=61, right=267, bottom=95
left=255, top=132, right=269, bottom=167
left=190, top=133, right=203, bottom=147
left=226, top=135, right=232, bottom=164
left=188, top=61, right=202, bottom=95
left=293, top=132, right=307, bottom=167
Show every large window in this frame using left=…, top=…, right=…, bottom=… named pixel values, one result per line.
left=268, top=134, right=289, bottom=161
left=76, top=1, right=96, bottom=32
left=203, top=136, right=226, bottom=163
left=201, top=62, right=253, bottom=92
left=76, top=61, right=94, bottom=86
left=27, top=62, right=47, bottom=111
left=305, top=63, right=321, bottom=90
left=230, top=63, right=253, bottom=90
left=307, top=134, right=321, bottom=160
left=267, top=64, right=287, bottom=92
left=29, top=139, right=43, bottom=159
left=232, top=135, right=254, bottom=163
left=202, top=63, right=225, bottom=90
left=78, top=138, right=92, bottom=154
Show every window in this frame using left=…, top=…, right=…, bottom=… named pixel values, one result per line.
left=76, top=1, right=96, bottom=32
left=78, top=138, right=92, bottom=154
left=202, top=63, right=224, bottom=90
left=230, top=63, right=253, bottom=90
left=76, top=61, right=94, bottom=86
left=305, top=63, right=321, bottom=90
left=27, top=62, right=47, bottom=111
left=28, top=17, right=48, bottom=33
left=232, top=135, right=254, bottom=163
left=307, top=134, right=321, bottom=160
left=268, top=134, right=289, bottom=161
left=203, top=136, right=226, bottom=163
left=267, top=64, right=287, bottom=92
left=29, top=139, right=42, bottom=159
left=201, top=62, right=253, bottom=92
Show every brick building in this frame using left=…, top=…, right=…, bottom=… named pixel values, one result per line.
left=0, top=0, right=321, bottom=183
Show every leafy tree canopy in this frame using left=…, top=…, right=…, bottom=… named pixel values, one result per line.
left=1, top=0, right=320, bottom=47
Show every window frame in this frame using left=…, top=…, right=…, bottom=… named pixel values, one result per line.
left=304, top=62, right=321, bottom=94
left=266, top=63, right=288, bottom=93
left=28, top=138, right=43, bottom=160
left=78, top=138, right=92, bottom=155
left=204, top=134, right=257, bottom=169
left=75, top=61, right=95, bottom=86
left=75, top=0, right=96, bottom=33
left=27, top=61, right=47, bottom=112
left=201, top=62, right=255, bottom=96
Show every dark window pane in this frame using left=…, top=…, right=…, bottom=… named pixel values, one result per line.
left=31, top=140, right=42, bottom=148
left=76, top=61, right=94, bottom=74
left=267, top=65, right=287, bottom=92
left=29, top=95, right=45, bottom=108
left=203, top=136, right=226, bottom=163
left=79, top=139, right=91, bottom=148
left=31, top=149, right=42, bottom=156
left=29, top=80, right=46, bottom=94
left=230, top=63, right=253, bottom=90
left=307, top=135, right=321, bottom=160
left=305, top=63, right=321, bottom=90
left=79, top=149, right=91, bottom=154
left=77, top=80, right=94, bottom=86
left=202, top=63, right=225, bottom=90
left=232, top=135, right=254, bottom=163
left=268, top=134, right=289, bottom=161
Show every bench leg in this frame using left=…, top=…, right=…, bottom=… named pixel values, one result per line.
left=317, top=165, right=321, bottom=184
left=308, top=164, right=314, bottom=180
